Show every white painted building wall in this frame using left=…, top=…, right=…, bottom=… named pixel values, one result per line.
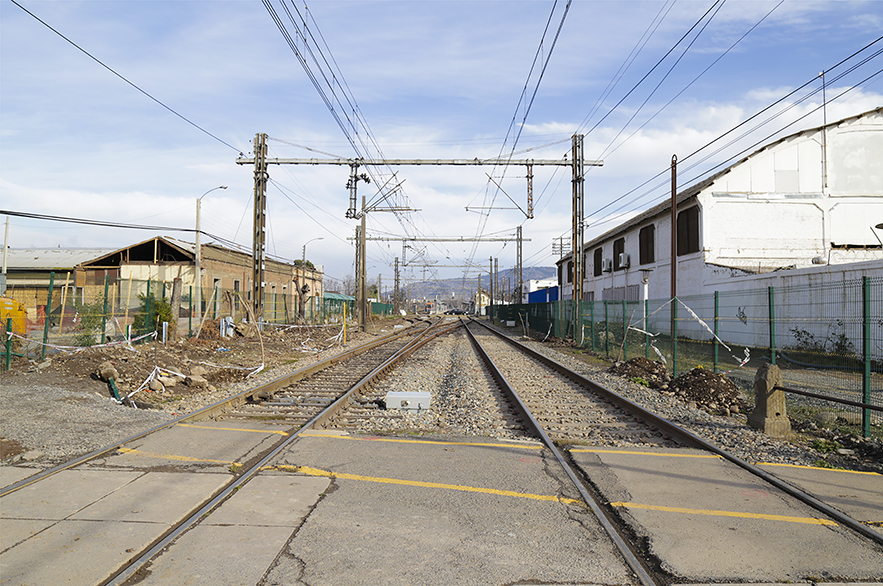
left=560, top=108, right=883, bottom=304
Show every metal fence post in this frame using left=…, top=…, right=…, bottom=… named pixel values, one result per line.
left=604, top=300, right=609, bottom=357
left=713, top=290, right=720, bottom=373
left=146, top=280, right=153, bottom=334
left=590, top=302, right=596, bottom=352
left=41, top=271, right=55, bottom=360
left=672, top=301, right=678, bottom=378
left=101, top=274, right=110, bottom=343
left=862, top=276, right=871, bottom=438
left=644, top=298, right=650, bottom=359
left=5, top=317, right=12, bottom=371
left=768, top=286, right=776, bottom=366
left=188, top=286, right=193, bottom=338
left=622, top=298, right=627, bottom=360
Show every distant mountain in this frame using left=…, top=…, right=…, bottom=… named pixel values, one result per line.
left=393, top=266, right=556, bottom=302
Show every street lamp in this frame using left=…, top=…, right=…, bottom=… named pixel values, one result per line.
left=195, top=186, right=227, bottom=321
left=300, top=237, right=324, bottom=321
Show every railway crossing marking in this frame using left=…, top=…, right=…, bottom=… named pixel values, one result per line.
left=117, top=447, right=239, bottom=465
left=267, top=464, right=584, bottom=506
left=177, top=423, right=289, bottom=436
left=569, top=448, right=721, bottom=459
left=755, top=462, right=883, bottom=476
left=300, top=432, right=543, bottom=450
left=608, top=502, right=839, bottom=526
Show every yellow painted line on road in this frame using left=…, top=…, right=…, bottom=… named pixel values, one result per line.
left=570, top=448, right=721, bottom=459
left=267, top=464, right=582, bottom=506
left=609, top=501, right=838, bottom=526
left=302, top=432, right=542, bottom=450
left=177, top=423, right=289, bottom=436
left=755, top=462, right=883, bottom=476
left=117, top=447, right=239, bottom=465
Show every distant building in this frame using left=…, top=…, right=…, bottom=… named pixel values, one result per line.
left=523, top=278, right=558, bottom=303
left=78, top=236, right=324, bottom=322
left=2, top=236, right=325, bottom=331
left=558, top=107, right=883, bottom=302
left=3, top=247, right=114, bottom=316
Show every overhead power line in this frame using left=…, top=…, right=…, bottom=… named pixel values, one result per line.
left=10, top=0, right=241, bottom=153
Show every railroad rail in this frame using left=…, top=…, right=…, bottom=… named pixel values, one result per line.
left=465, top=318, right=883, bottom=549
left=3, top=315, right=880, bottom=586
left=1, top=318, right=437, bottom=498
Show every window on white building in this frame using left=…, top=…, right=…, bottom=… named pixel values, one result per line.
left=613, top=238, right=625, bottom=271
left=639, top=224, right=655, bottom=265
left=677, top=206, right=700, bottom=256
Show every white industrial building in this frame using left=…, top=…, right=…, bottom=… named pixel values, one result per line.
left=558, top=107, right=883, bottom=303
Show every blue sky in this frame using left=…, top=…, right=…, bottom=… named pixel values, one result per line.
left=1, top=0, right=881, bottom=291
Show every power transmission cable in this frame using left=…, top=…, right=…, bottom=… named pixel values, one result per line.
left=577, top=35, right=883, bottom=231
left=597, top=0, right=784, bottom=162
left=593, top=0, right=727, bottom=161
left=576, top=0, right=723, bottom=140
left=1, top=209, right=245, bottom=251
left=10, top=0, right=240, bottom=153
left=580, top=0, right=677, bottom=146
left=584, top=66, right=883, bottom=234
left=466, top=0, right=573, bottom=274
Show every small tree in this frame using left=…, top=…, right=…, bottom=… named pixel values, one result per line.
left=133, top=292, right=175, bottom=336
left=72, top=299, right=106, bottom=346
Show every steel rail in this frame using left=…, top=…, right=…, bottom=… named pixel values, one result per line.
left=774, top=385, right=883, bottom=412
left=101, top=317, right=460, bottom=586
left=0, top=321, right=430, bottom=498
left=462, top=319, right=659, bottom=586
left=308, top=319, right=464, bottom=429
left=473, top=318, right=883, bottom=547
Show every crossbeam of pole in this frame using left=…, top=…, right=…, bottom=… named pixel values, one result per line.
left=356, top=236, right=531, bottom=242
left=236, top=157, right=602, bottom=167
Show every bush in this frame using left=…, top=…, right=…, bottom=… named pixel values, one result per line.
left=132, top=293, right=175, bottom=336
left=72, top=299, right=106, bottom=346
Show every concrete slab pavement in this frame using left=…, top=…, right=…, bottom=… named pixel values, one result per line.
left=0, top=466, right=41, bottom=490
left=135, top=475, right=330, bottom=585
left=0, top=470, right=229, bottom=586
left=568, top=446, right=883, bottom=583
left=268, top=432, right=635, bottom=586
left=89, top=421, right=287, bottom=471
left=756, top=462, right=883, bottom=537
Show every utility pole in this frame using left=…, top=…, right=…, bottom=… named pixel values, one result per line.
left=489, top=257, right=493, bottom=320
left=354, top=226, right=361, bottom=298
left=494, top=258, right=499, bottom=306
left=516, top=225, right=523, bottom=304
left=195, top=186, right=227, bottom=321
left=671, top=154, right=678, bottom=365
left=571, top=134, right=585, bottom=344
left=394, top=257, right=400, bottom=313
left=252, top=133, right=268, bottom=321
left=477, top=274, right=481, bottom=315
left=359, top=193, right=367, bottom=331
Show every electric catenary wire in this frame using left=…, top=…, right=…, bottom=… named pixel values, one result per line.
left=10, top=0, right=240, bottom=153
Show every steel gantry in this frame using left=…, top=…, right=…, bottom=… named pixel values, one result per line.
left=237, top=139, right=602, bottom=331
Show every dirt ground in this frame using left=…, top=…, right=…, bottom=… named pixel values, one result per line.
left=607, top=356, right=746, bottom=415
left=3, top=317, right=411, bottom=409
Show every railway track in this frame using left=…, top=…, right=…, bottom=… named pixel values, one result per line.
left=2, top=316, right=880, bottom=586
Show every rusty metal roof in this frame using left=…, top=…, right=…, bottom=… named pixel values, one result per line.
left=4, top=248, right=116, bottom=270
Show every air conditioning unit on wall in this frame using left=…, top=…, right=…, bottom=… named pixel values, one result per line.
left=618, top=253, right=630, bottom=268
left=601, top=258, right=613, bottom=272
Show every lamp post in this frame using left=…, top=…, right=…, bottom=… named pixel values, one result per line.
left=195, top=186, right=227, bottom=323
left=300, top=237, right=323, bottom=322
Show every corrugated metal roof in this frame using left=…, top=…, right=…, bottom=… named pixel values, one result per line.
left=4, top=249, right=116, bottom=270
left=323, top=292, right=354, bottom=301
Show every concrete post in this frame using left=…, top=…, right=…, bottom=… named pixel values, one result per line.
left=748, top=363, right=791, bottom=439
